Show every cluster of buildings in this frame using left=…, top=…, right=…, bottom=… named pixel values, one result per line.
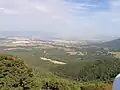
left=0, top=37, right=34, bottom=47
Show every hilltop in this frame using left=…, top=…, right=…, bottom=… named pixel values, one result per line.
left=100, top=39, right=120, bottom=50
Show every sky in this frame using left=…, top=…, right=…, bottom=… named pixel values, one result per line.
left=0, top=0, right=120, bottom=39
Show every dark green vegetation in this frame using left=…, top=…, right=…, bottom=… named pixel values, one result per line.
left=0, top=44, right=119, bottom=90
left=0, top=54, right=113, bottom=90
left=99, top=39, right=120, bottom=51
left=0, top=54, right=36, bottom=90
left=51, top=56, right=120, bottom=82
left=0, top=54, right=82, bottom=90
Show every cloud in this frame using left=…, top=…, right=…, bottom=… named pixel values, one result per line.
left=0, top=8, right=18, bottom=14
left=35, top=6, right=49, bottom=12
left=0, top=0, right=120, bottom=39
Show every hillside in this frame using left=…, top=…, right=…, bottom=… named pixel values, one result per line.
left=0, top=53, right=113, bottom=90
left=0, top=54, right=36, bottom=90
left=100, top=39, right=120, bottom=50
left=0, top=40, right=117, bottom=90
left=51, top=55, right=120, bottom=82
left=0, top=54, right=81, bottom=90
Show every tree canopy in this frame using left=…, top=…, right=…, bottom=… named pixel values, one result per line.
left=51, top=56, right=120, bottom=82
left=0, top=54, right=35, bottom=90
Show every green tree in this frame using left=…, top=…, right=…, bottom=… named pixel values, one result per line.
left=0, top=54, right=35, bottom=90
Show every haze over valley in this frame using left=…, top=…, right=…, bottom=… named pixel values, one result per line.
left=0, top=0, right=120, bottom=90
left=0, top=32, right=120, bottom=89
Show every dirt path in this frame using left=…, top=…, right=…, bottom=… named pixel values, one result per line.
left=40, top=57, right=67, bottom=65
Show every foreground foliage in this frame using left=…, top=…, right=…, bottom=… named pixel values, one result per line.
left=0, top=54, right=114, bottom=90
left=0, top=54, right=36, bottom=90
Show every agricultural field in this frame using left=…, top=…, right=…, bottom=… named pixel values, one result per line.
left=0, top=41, right=118, bottom=90
left=0, top=46, right=84, bottom=72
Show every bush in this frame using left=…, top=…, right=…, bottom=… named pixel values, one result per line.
left=0, top=54, right=36, bottom=90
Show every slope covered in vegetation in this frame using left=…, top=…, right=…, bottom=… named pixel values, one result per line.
left=0, top=54, right=37, bottom=90
left=100, top=39, right=120, bottom=50
left=0, top=54, right=81, bottom=90
left=0, top=54, right=115, bottom=90
left=51, top=56, right=120, bottom=82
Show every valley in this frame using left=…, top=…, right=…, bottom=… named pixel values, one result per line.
left=0, top=36, right=120, bottom=90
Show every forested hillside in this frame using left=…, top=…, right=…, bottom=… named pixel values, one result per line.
left=51, top=56, right=120, bottom=82
left=0, top=54, right=115, bottom=90
left=100, top=39, right=120, bottom=50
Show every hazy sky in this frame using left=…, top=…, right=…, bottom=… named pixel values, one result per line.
left=0, top=0, right=120, bottom=38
